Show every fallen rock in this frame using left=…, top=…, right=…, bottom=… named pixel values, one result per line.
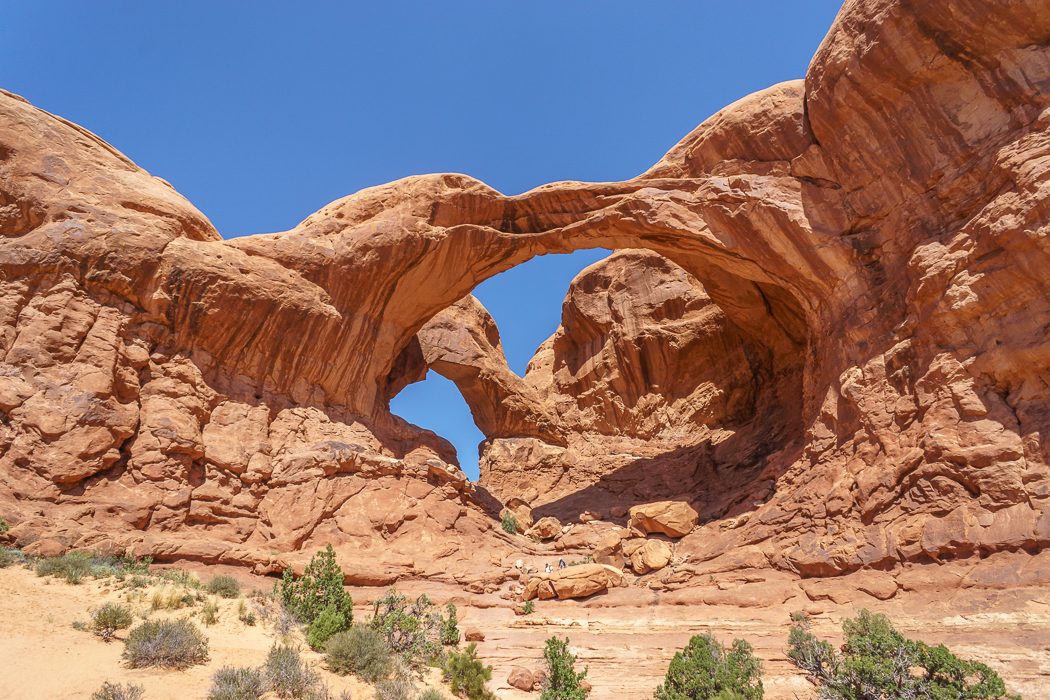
left=464, top=628, right=485, bottom=642
left=523, top=563, right=616, bottom=601
left=508, top=667, right=536, bottom=692
left=628, top=501, right=699, bottom=538
left=592, top=530, right=628, bottom=567
left=527, top=516, right=562, bottom=541
left=624, top=538, right=673, bottom=574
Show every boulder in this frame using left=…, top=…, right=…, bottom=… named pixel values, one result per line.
left=523, top=563, right=616, bottom=601
left=526, top=516, right=562, bottom=541
left=508, top=667, right=536, bottom=692
left=464, top=628, right=485, bottom=642
left=628, top=501, right=699, bottom=538
left=624, top=538, right=673, bottom=574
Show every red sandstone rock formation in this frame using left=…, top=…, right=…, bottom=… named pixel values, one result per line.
left=1, top=0, right=1048, bottom=591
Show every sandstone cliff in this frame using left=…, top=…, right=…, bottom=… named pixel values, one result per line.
left=1, top=0, right=1049, bottom=588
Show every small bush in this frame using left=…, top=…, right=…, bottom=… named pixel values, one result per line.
left=122, top=618, right=209, bottom=669
left=155, top=568, right=201, bottom=588
left=151, top=587, right=195, bottom=611
left=441, top=603, right=461, bottom=646
left=523, top=600, right=535, bottom=616
left=307, top=602, right=351, bottom=650
left=278, top=545, right=354, bottom=626
left=500, top=513, right=518, bottom=534
left=207, top=575, right=241, bottom=598
left=208, top=665, right=266, bottom=700
left=0, top=546, right=24, bottom=568
left=443, top=642, right=495, bottom=700
left=201, top=599, right=220, bottom=626
left=0, top=518, right=9, bottom=533
left=654, top=633, right=763, bottom=700
left=325, top=625, right=393, bottom=682
left=370, top=589, right=445, bottom=668
left=264, top=644, right=323, bottom=699
left=36, top=551, right=92, bottom=583
left=419, top=691, right=445, bottom=700
left=91, top=681, right=145, bottom=700
left=238, top=599, right=257, bottom=626
left=91, top=602, right=134, bottom=640
left=374, top=677, right=417, bottom=700
left=786, top=609, right=1020, bottom=699
left=541, top=637, right=589, bottom=700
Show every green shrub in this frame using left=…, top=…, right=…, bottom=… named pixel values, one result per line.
left=307, top=602, right=351, bottom=650
left=91, top=602, right=134, bottom=640
left=0, top=518, right=9, bottom=533
left=325, top=625, right=393, bottom=682
left=264, top=644, right=323, bottom=699
left=541, top=637, right=589, bottom=700
left=654, top=633, right=763, bottom=700
left=786, top=609, right=1020, bottom=699
left=523, top=600, right=535, bottom=616
left=207, top=575, right=241, bottom=599
left=441, top=602, right=461, bottom=646
left=443, top=642, right=495, bottom=700
left=501, top=512, right=518, bottom=534
left=419, top=691, right=445, bottom=700
left=90, top=681, right=145, bottom=700
left=370, top=589, right=445, bottom=668
left=122, top=618, right=209, bottom=668
left=278, top=545, right=353, bottom=626
left=208, top=665, right=266, bottom=700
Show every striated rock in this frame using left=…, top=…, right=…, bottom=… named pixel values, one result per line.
left=628, top=502, right=699, bottom=538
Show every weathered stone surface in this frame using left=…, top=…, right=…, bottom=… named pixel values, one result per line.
left=1, top=0, right=1049, bottom=594
left=628, top=502, right=699, bottom=539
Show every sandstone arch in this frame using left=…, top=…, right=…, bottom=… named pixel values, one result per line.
left=1, top=0, right=1048, bottom=582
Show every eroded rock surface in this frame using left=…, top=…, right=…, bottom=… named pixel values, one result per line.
left=1, top=0, right=1049, bottom=593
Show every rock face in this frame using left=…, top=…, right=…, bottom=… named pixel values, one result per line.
left=1, top=0, right=1049, bottom=589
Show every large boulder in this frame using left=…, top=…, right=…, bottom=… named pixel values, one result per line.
left=628, top=501, right=699, bottom=538
left=508, top=667, right=538, bottom=692
left=624, top=538, right=673, bottom=574
left=526, top=516, right=563, bottom=541
left=523, top=563, right=621, bottom=601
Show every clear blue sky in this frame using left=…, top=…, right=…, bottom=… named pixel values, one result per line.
left=3, top=2, right=842, bottom=479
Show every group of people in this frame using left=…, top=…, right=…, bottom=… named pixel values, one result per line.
left=544, top=559, right=567, bottom=574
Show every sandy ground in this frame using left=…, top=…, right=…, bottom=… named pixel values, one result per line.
left=1, top=565, right=450, bottom=700
left=4, top=559, right=1050, bottom=699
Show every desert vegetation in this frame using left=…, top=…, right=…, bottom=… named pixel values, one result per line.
left=787, top=610, right=1020, bottom=699
left=541, top=636, right=590, bottom=700
left=654, top=633, right=763, bottom=699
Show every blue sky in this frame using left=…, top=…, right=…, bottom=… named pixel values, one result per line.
left=3, top=2, right=842, bottom=479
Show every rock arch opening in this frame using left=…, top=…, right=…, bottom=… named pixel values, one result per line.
left=385, top=236, right=810, bottom=524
